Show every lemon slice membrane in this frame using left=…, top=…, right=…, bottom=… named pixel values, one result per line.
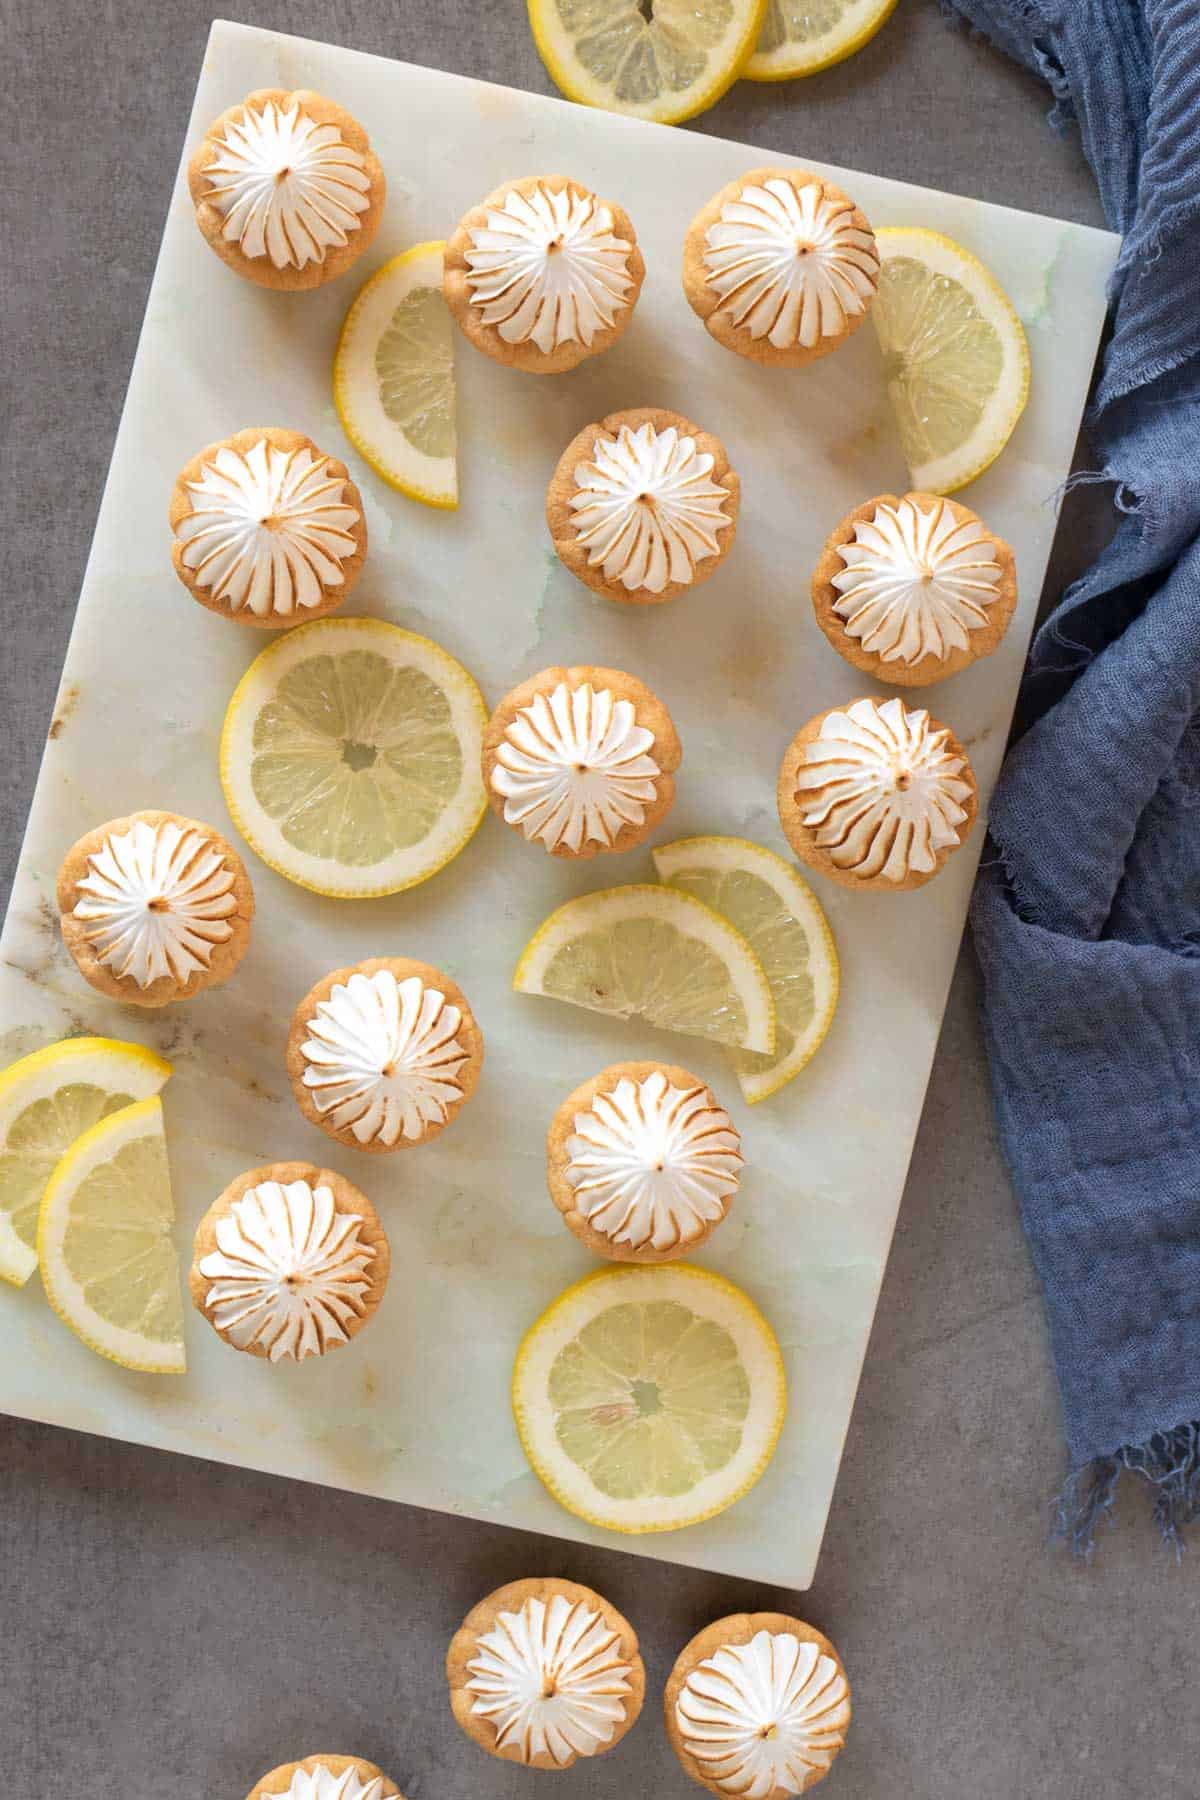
left=38, top=1096, right=185, bottom=1373
left=334, top=241, right=458, bottom=510
left=221, top=617, right=487, bottom=898
left=872, top=226, right=1031, bottom=495
left=746, top=0, right=899, bottom=80
left=513, top=1263, right=787, bottom=1532
left=528, top=0, right=767, bottom=125
left=514, top=884, right=775, bottom=1055
left=0, top=1037, right=172, bottom=1287
left=654, top=837, right=838, bottom=1105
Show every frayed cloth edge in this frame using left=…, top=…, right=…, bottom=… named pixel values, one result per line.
left=1055, top=1423, right=1200, bottom=1558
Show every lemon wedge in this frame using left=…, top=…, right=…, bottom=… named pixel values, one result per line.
left=513, top=1262, right=787, bottom=1532
left=528, top=0, right=767, bottom=125
left=0, top=1037, right=171, bottom=1287
left=220, top=616, right=488, bottom=898
left=38, top=1096, right=185, bottom=1373
left=872, top=226, right=1031, bottom=495
left=334, top=241, right=458, bottom=510
left=654, top=836, right=838, bottom=1104
left=746, top=0, right=899, bottom=80
left=514, top=884, right=774, bottom=1054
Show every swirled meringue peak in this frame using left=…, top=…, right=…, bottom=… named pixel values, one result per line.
left=300, top=970, right=469, bottom=1147
left=832, top=498, right=1003, bottom=665
left=565, top=1071, right=742, bottom=1254
left=202, top=98, right=371, bottom=270
left=703, top=176, right=878, bottom=351
left=176, top=437, right=360, bottom=618
left=676, top=1628, right=850, bottom=1797
left=72, top=818, right=237, bottom=989
left=569, top=422, right=732, bottom=595
left=278, top=1766, right=385, bottom=1800
left=465, top=1592, right=636, bottom=1766
left=490, top=681, right=663, bottom=854
left=463, top=182, right=635, bottom=352
left=796, top=697, right=972, bottom=882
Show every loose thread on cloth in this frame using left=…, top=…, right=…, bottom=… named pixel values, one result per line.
left=1058, top=1424, right=1200, bottom=1558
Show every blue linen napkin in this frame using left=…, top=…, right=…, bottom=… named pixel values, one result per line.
left=944, top=0, right=1200, bottom=1546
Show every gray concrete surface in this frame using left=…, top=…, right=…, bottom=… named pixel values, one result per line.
left=2, top=4, right=1195, bottom=1797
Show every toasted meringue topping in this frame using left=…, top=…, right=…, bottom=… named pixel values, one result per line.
left=175, top=438, right=360, bottom=618
left=300, top=970, right=469, bottom=1147
left=676, top=1628, right=850, bottom=1798
left=201, top=98, right=371, bottom=270
left=490, top=681, right=663, bottom=854
left=565, top=1071, right=742, bottom=1252
left=795, top=696, right=972, bottom=882
left=466, top=1593, right=635, bottom=1765
left=568, top=422, right=732, bottom=595
left=832, top=498, right=1003, bottom=664
left=463, top=182, right=635, bottom=352
left=278, top=1766, right=385, bottom=1800
left=71, top=818, right=237, bottom=989
left=199, top=1178, right=376, bottom=1362
left=703, top=177, right=878, bottom=350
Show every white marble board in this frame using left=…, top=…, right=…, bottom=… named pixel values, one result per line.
left=0, top=19, right=1118, bottom=1586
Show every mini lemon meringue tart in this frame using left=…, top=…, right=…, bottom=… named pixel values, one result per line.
left=482, top=665, right=681, bottom=859
left=169, top=427, right=367, bottom=628
left=778, top=696, right=978, bottom=892
left=56, top=809, right=254, bottom=1007
left=189, top=89, right=385, bottom=290
left=547, top=406, right=740, bottom=606
left=665, top=1613, right=852, bottom=1797
left=443, top=175, right=644, bottom=373
left=447, top=1577, right=645, bottom=1770
left=813, top=492, right=1017, bottom=686
left=190, top=1162, right=389, bottom=1363
left=286, top=957, right=484, bottom=1153
left=683, top=167, right=879, bottom=367
left=547, top=1061, right=743, bottom=1262
left=245, top=1753, right=405, bottom=1800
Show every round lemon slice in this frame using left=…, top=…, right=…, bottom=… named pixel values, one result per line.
left=872, top=226, right=1031, bottom=495
left=221, top=616, right=488, bottom=898
left=653, top=836, right=838, bottom=1105
left=746, top=0, right=899, bottom=79
left=0, top=1037, right=172, bottom=1287
left=528, top=0, right=767, bottom=125
left=513, top=1262, right=787, bottom=1533
left=514, top=884, right=775, bottom=1054
left=38, top=1096, right=185, bottom=1373
left=334, top=241, right=458, bottom=510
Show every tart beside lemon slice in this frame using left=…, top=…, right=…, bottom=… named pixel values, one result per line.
left=514, top=885, right=775, bottom=1055
left=334, top=241, right=458, bottom=509
left=513, top=1262, right=787, bottom=1533
left=746, top=0, right=899, bottom=80
left=872, top=226, right=1031, bottom=495
left=221, top=617, right=487, bottom=898
left=0, top=1037, right=172, bottom=1286
left=39, top=1096, right=185, bottom=1373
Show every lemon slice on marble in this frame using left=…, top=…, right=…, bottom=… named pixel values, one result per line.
left=38, top=1096, right=185, bottom=1373
left=513, top=1262, right=787, bottom=1533
left=514, top=884, right=775, bottom=1054
left=0, top=1037, right=172, bottom=1288
left=872, top=226, right=1031, bottom=495
left=654, top=836, right=838, bottom=1104
left=746, top=0, right=899, bottom=79
left=221, top=617, right=487, bottom=898
left=528, top=0, right=767, bottom=125
left=334, top=241, right=458, bottom=510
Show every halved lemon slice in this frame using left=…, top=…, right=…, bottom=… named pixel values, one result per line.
left=38, top=1096, right=185, bottom=1373
left=0, top=1037, right=171, bottom=1287
left=746, top=0, right=899, bottom=80
left=334, top=241, right=457, bottom=510
left=513, top=1262, right=786, bottom=1532
left=654, top=836, right=838, bottom=1104
left=221, top=616, right=487, bottom=898
left=872, top=226, right=1031, bottom=495
left=514, top=884, right=774, bottom=1054
left=528, top=0, right=767, bottom=125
